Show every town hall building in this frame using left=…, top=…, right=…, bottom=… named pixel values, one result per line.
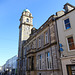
left=17, top=3, right=75, bottom=75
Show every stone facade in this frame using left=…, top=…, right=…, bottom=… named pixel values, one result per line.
left=17, top=9, right=33, bottom=75
left=17, top=9, right=62, bottom=75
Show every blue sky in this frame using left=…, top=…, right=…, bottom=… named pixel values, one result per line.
left=0, top=0, right=75, bottom=66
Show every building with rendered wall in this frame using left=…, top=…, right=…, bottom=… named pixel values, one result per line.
left=56, top=3, right=75, bottom=75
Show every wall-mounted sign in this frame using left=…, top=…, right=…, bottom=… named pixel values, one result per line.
left=59, top=43, right=64, bottom=52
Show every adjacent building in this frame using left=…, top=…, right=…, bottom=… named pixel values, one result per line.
left=2, top=55, right=18, bottom=75
left=56, top=3, right=75, bottom=75
left=17, top=3, right=75, bottom=75
left=0, top=66, right=2, bottom=75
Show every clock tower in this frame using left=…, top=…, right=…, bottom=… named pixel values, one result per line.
left=18, top=9, right=33, bottom=74
left=19, top=9, right=33, bottom=42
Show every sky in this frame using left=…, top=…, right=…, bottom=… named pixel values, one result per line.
left=0, top=0, right=75, bottom=66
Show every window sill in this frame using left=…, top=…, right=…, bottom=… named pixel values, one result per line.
left=68, top=49, right=75, bottom=52
left=64, top=28, right=72, bottom=32
left=44, top=43, right=49, bottom=46
left=37, top=47, right=41, bottom=50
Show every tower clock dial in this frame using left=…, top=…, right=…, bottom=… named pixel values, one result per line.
left=26, top=26, right=30, bottom=30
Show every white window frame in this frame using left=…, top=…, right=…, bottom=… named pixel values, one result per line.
left=63, top=17, right=71, bottom=30
left=66, top=35, right=75, bottom=52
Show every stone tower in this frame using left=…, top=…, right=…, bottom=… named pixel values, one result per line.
left=18, top=9, right=33, bottom=74
left=19, top=9, right=33, bottom=42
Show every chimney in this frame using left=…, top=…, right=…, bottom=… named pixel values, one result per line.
left=30, top=27, right=37, bottom=36
left=56, top=11, right=65, bottom=17
left=63, top=3, right=75, bottom=13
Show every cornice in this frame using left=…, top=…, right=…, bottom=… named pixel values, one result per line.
left=19, top=23, right=33, bottom=28
left=25, top=41, right=57, bottom=56
left=20, top=15, right=33, bottom=21
left=60, top=55, right=75, bottom=60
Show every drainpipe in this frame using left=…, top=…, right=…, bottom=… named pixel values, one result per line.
left=54, top=18, right=63, bottom=75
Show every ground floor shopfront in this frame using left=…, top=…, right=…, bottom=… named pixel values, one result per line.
left=61, top=56, right=75, bottom=75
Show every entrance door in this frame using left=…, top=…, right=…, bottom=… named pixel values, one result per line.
left=67, top=65, right=75, bottom=75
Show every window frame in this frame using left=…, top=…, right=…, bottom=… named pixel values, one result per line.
left=46, top=52, right=51, bottom=69
left=26, top=18, right=29, bottom=22
left=38, top=37, right=41, bottom=48
left=45, top=31, right=49, bottom=44
left=39, top=55, right=42, bottom=70
left=66, top=35, right=75, bottom=51
left=39, top=73, right=41, bottom=75
left=63, top=17, right=71, bottom=30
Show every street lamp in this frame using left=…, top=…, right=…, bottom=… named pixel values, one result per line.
left=9, top=69, right=12, bottom=75
left=6, top=68, right=9, bottom=75
left=6, top=68, right=8, bottom=71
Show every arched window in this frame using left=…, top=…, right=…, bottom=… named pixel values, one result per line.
left=26, top=18, right=29, bottom=22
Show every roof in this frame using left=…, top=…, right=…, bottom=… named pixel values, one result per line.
left=23, top=9, right=30, bottom=13
left=63, top=3, right=75, bottom=9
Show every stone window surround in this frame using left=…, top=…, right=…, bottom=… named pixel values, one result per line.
left=63, top=17, right=71, bottom=30
left=66, top=35, right=75, bottom=51
left=46, top=51, right=52, bottom=69
left=44, top=31, right=49, bottom=45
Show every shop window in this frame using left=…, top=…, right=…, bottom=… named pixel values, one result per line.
left=67, top=65, right=75, bottom=75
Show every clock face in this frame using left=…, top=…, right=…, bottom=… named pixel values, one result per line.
left=26, top=26, right=30, bottom=30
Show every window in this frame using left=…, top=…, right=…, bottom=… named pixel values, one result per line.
left=45, top=32, right=48, bottom=44
left=67, top=36, right=75, bottom=50
left=31, top=56, right=34, bottom=70
left=33, top=39, right=36, bottom=48
left=28, top=57, right=31, bottom=70
left=39, top=73, right=41, bottom=75
left=46, top=52, right=51, bottom=69
left=27, top=45, right=29, bottom=51
left=64, top=18, right=71, bottom=30
left=39, top=55, right=42, bottom=69
left=26, top=18, right=29, bottom=22
left=67, top=65, right=75, bottom=75
left=38, top=38, right=41, bottom=48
